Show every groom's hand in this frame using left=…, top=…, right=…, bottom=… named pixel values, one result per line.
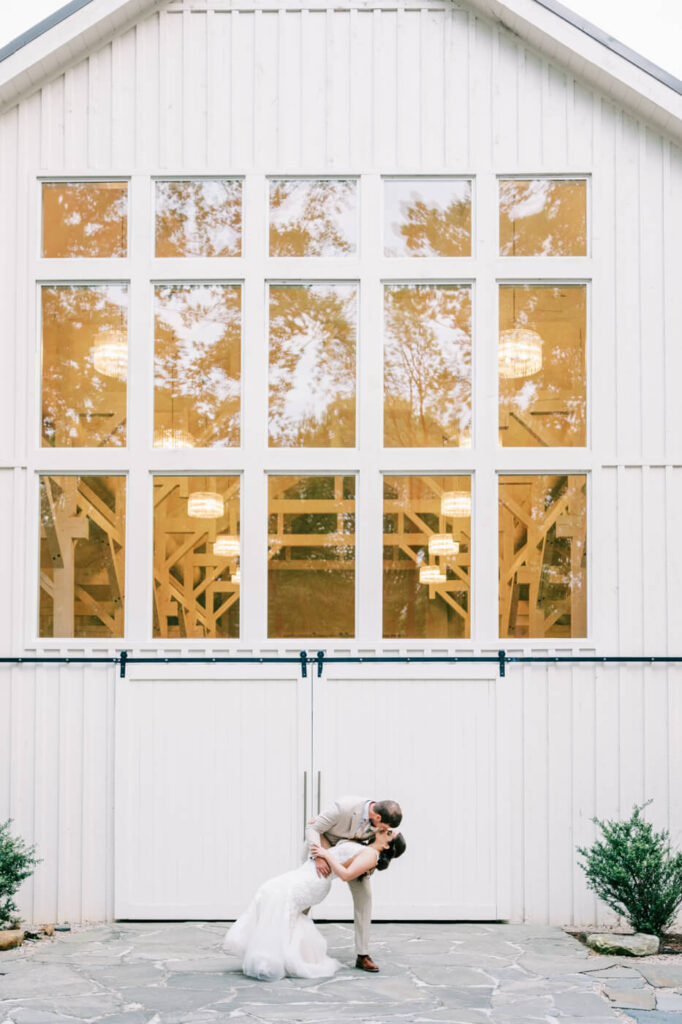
left=314, top=856, right=332, bottom=878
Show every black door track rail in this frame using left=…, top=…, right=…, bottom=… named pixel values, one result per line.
left=1, top=651, right=681, bottom=679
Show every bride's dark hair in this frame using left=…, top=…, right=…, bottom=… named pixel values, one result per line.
left=376, top=832, right=406, bottom=872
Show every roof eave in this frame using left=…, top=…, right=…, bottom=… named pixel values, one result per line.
left=467, top=0, right=682, bottom=141
left=0, top=0, right=158, bottom=112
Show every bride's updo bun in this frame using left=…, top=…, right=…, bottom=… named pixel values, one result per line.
left=376, top=832, right=406, bottom=872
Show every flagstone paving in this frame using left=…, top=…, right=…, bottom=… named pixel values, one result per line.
left=1, top=922, right=682, bottom=1024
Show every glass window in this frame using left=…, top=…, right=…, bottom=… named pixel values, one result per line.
left=383, top=476, right=471, bottom=639
left=42, top=181, right=128, bottom=258
left=269, top=179, right=357, bottom=257
left=499, top=284, right=586, bottom=447
left=154, top=284, right=241, bottom=449
left=499, top=474, right=587, bottom=638
left=153, top=476, right=240, bottom=638
left=155, top=180, right=242, bottom=257
left=41, top=284, right=128, bottom=448
left=499, top=178, right=587, bottom=257
left=39, top=475, right=126, bottom=637
left=268, top=283, right=357, bottom=447
left=268, top=475, right=355, bottom=638
left=384, top=178, right=472, bottom=257
left=384, top=284, right=472, bottom=447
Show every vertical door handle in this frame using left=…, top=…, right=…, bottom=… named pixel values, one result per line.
left=303, top=770, right=308, bottom=840
left=317, top=770, right=321, bottom=815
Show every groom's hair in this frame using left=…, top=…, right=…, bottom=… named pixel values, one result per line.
left=373, top=800, right=402, bottom=828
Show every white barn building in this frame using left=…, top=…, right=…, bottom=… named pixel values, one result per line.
left=0, top=0, right=681, bottom=927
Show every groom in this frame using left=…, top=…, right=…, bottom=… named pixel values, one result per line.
left=305, top=795, right=402, bottom=972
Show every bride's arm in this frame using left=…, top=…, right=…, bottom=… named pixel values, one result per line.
left=310, top=843, right=376, bottom=882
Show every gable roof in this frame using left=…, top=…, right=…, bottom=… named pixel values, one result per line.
left=1, top=0, right=681, bottom=139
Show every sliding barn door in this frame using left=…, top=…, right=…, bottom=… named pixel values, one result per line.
left=312, top=665, right=499, bottom=920
left=115, top=665, right=310, bottom=918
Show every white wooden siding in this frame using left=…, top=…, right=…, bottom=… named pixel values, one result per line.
left=3, top=658, right=682, bottom=925
left=0, top=0, right=681, bottom=925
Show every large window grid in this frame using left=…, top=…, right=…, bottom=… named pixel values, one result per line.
left=30, top=172, right=591, bottom=646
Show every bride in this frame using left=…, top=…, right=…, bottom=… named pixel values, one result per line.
left=223, top=830, right=405, bottom=981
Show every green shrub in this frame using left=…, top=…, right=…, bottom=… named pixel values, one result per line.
left=577, top=802, right=682, bottom=937
left=0, top=820, right=39, bottom=929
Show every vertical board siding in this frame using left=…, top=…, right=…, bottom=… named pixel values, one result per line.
left=0, top=665, right=115, bottom=925
left=0, top=0, right=681, bottom=925
left=5, top=661, right=681, bottom=925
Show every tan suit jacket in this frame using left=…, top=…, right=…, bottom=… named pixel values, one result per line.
left=305, top=794, right=375, bottom=849
left=305, top=794, right=376, bottom=956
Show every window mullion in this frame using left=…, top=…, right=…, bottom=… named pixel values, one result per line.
left=241, top=174, right=268, bottom=644
left=473, top=170, right=500, bottom=642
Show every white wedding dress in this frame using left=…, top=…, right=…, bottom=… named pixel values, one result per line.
left=223, top=840, right=365, bottom=981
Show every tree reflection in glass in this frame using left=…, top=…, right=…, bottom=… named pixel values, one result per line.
left=154, top=285, right=241, bottom=448
left=499, top=179, right=587, bottom=256
left=42, top=182, right=128, bottom=257
left=268, top=284, right=357, bottom=447
left=384, top=178, right=472, bottom=257
left=268, top=475, right=355, bottom=638
left=384, top=285, right=472, bottom=447
left=498, top=285, right=586, bottom=448
left=155, top=180, right=242, bottom=257
left=499, top=474, right=587, bottom=638
left=42, top=285, right=128, bottom=448
left=269, top=179, right=357, bottom=256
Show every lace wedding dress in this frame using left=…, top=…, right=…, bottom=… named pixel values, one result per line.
left=223, top=840, right=366, bottom=981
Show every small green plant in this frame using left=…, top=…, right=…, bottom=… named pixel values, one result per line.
left=0, top=820, right=39, bottom=929
left=577, top=802, right=682, bottom=937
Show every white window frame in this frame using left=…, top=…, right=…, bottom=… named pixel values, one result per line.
left=24, top=169, right=594, bottom=652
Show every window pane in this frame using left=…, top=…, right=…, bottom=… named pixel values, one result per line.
left=384, top=178, right=472, bottom=257
left=499, top=475, right=586, bottom=638
left=268, top=284, right=357, bottom=447
left=268, top=476, right=355, bottom=638
left=383, top=476, right=471, bottom=639
left=384, top=285, right=471, bottom=447
left=42, top=181, right=128, bottom=258
left=154, top=284, right=241, bottom=448
left=39, top=475, right=126, bottom=637
left=153, top=476, right=240, bottom=638
left=269, top=179, right=357, bottom=256
left=42, top=285, right=128, bottom=448
left=499, top=178, right=587, bottom=257
left=155, top=180, right=242, bottom=257
left=499, top=284, right=586, bottom=447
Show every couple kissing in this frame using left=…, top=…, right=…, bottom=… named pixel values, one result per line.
left=224, top=794, right=405, bottom=981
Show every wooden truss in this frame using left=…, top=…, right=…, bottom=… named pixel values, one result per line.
left=39, top=475, right=125, bottom=637
left=499, top=474, right=586, bottom=638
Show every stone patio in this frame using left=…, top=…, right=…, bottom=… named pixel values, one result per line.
left=1, top=922, right=682, bottom=1024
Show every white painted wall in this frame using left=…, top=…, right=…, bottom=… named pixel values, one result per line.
left=0, top=0, right=681, bottom=925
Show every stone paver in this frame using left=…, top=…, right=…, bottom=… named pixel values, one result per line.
left=0, top=922, right=680, bottom=1024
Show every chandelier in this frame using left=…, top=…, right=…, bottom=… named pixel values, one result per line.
left=419, top=565, right=446, bottom=585
left=498, top=327, right=543, bottom=378
left=153, top=427, right=195, bottom=449
left=441, top=491, right=471, bottom=518
left=92, top=329, right=127, bottom=380
left=187, top=492, right=224, bottom=518
left=213, top=534, right=240, bottom=557
left=231, top=569, right=241, bottom=585
left=428, top=534, right=459, bottom=557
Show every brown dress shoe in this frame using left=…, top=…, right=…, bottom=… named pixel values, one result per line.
left=355, top=954, right=379, bottom=972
